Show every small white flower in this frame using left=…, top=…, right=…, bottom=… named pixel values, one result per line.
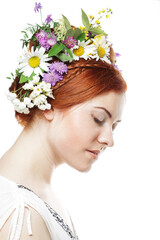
left=23, top=97, right=31, bottom=105
left=33, top=86, right=43, bottom=94
left=38, top=105, right=46, bottom=110
left=45, top=103, right=51, bottom=110
left=23, top=81, right=34, bottom=90
left=38, top=81, right=55, bottom=99
left=23, top=108, right=30, bottom=114
left=32, top=75, right=41, bottom=85
left=39, top=81, right=51, bottom=91
left=38, top=103, right=51, bottom=110
left=46, top=91, right=55, bottom=99
left=6, top=91, right=17, bottom=101
left=29, top=86, right=42, bottom=99
left=27, top=102, right=34, bottom=108
left=19, top=102, right=26, bottom=110
left=33, top=94, right=47, bottom=106
left=12, top=98, right=21, bottom=106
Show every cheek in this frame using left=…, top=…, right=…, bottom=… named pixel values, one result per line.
left=47, top=115, right=97, bottom=171
left=61, top=114, right=95, bottom=149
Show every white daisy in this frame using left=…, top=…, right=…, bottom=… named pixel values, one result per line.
left=72, top=40, right=92, bottom=61
left=18, top=46, right=52, bottom=77
left=89, top=34, right=111, bottom=63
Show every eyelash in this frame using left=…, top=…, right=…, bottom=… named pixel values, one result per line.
left=94, top=117, right=104, bottom=125
left=93, top=117, right=118, bottom=131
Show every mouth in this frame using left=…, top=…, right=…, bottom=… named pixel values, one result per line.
left=86, top=150, right=99, bottom=159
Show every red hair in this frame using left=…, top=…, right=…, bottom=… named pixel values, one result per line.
left=9, top=58, right=127, bottom=127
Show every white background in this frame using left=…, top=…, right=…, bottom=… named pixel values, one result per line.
left=0, top=0, right=160, bottom=239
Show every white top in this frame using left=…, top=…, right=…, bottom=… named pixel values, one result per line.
left=0, top=175, right=79, bottom=240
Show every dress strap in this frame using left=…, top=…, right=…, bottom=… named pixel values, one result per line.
left=24, top=204, right=33, bottom=235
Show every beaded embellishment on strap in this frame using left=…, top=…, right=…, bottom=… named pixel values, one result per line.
left=17, top=184, right=79, bottom=240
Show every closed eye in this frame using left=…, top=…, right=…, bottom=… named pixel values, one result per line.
left=94, top=117, right=104, bottom=125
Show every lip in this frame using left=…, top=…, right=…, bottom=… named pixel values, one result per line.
left=86, top=150, right=100, bottom=159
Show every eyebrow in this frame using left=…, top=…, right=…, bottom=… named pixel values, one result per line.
left=93, top=106, right=121, bottom=122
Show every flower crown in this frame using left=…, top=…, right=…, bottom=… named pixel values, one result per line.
left=6, top=2, right=121, bottom=114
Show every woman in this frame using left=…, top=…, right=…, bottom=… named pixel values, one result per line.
left=0, top=4, right=127, bottom=240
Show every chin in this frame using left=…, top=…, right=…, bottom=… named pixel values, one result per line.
left=75, top=164, right=92, bottom=173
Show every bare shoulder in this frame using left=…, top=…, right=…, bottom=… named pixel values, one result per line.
left=0, top=207, right=52, bottom=240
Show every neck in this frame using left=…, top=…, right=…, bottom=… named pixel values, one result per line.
left=0, top=117, right=62, bottom=187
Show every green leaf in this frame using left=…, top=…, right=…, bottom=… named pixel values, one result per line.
left=73, top=28, right=82, bottom=39
left=54, top=22, right=59, bottom=28
left=81, top=9, right=90, bottom=30
left=62, top=43, right=73, bottom=58
left=29, top=72, right=36, bottom=80
left=6, top=77, right=11, bottom=79
left=76, top=32, right=85, bottom=42
left=62, top=15, right=71, bottom=31
left=56, top=53, right=73, bottom=62
left=19, top=72, right=35, bottom=84
left=66, top=29, right=74, bottom=37
left=19, top=74, right=30, bottom=84
left=48, top=43, right=65, bottom=57
left=89, top=27, right=108, bottom=36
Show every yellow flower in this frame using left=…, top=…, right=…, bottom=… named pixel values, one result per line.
left=80, top=26, right=86, bottom=31
left=89, top=15, right=94, bottom=20
left=96, top=20, right=101, bottom=24
left=72, top=40, right=92, bottom=60
left=98, top=8, right=105, bottom=14
left=106, top=14, right=110, bottom=19
left=28, top=56, right=40, bottom=68
left=73, top=46, right=84, bottom=56
left=97, top=46, right=105, bottom=58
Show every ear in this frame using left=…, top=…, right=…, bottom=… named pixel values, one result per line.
left=43, top=109, right=54, bottom=121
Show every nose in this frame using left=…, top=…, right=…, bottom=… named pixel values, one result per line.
left=98, top=126, right=114, bottom=147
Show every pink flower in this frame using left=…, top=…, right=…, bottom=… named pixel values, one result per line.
left=36, top=31, right=57, bottom=50
left=63, top=36, right=77, bottom=49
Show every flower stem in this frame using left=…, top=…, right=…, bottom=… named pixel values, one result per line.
left=40, top=9, right=43, bottom=24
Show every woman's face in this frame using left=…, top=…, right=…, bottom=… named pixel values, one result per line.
left=45, top=91, right=126, bottom=172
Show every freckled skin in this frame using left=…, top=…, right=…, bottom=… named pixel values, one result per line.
left=45, top=91, right=126, bottom=172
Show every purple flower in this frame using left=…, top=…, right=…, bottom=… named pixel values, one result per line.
left=36, top=30, right=57, bottom=50
left=36, top=30, right=47, bottom=41
left=115, top=53, right=121, bottom=57
left=50, top=61, right=68, bottom=74
left=34, top=2, right=42, bottom=13
left=111, top=63, right=122, bottom=72
left=63, top=36, right=77, bottom=49
left=87, top=31, right=92, bottom=38
left=46, top=33, right=57, bottom=47
left=45, top=14, right=53, bottom=24
left=42, top=72, right=63, bottom=86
